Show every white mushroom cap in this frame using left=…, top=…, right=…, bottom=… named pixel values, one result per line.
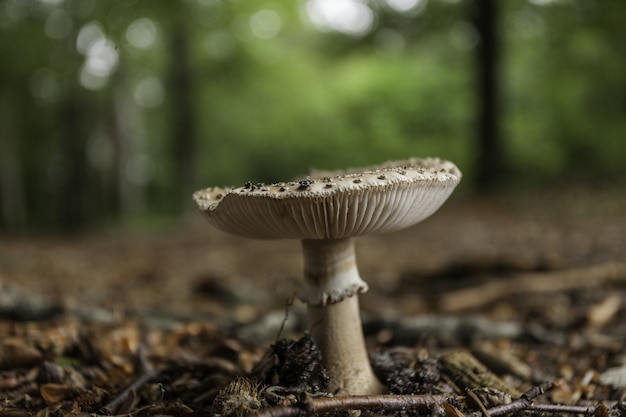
left=193, top=157, right=461, bottom=240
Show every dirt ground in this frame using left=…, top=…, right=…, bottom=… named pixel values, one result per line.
left=1, top=183, right=625, bottom=416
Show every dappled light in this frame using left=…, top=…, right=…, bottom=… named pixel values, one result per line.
left=204, top=29, right=235, bottom=61
left=76, top=21, right=105, bottom=54
left=125, top=153, right=156, bottom=187
left=510, top=7, right=546, bottom=38
left=249, top=9, right=282, bottom=40
left=38, top=0, right=63, bottom=6
left=528, top=0, right=559, bottom=6
left=305, top=0, right=375, bottom=35
left=448, top=20, right=479, bottom=51
left=43, top=8, right=72, bottom=40
left=384, top=0, right=427, bottom=15
left=125, top=17, right=158, bottom=49
left=76, top=21, right=119, bottom=90
left=133, top=76, right=165, bottom=109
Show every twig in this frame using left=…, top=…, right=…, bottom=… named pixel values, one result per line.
left=487, top=402, right=598, bottom=416
left=275, top=293, right=296, bottom=341
left=482, top=381, right=555, bottom=416
left=250, top=381, right=610, bottom=417
left=101, top=369, right=160, bottom=414
left=101, top=346, right=160, bottom=414
left=525, top=403, right=597, bottom=414
left=482, top=382, right=613, bottom=416
left=249, top=394, right=457, bottom=417
left=520, top=380, right=556, bottom=401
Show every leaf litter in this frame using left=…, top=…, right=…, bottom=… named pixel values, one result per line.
left=1, top=184, right=626, bottom=416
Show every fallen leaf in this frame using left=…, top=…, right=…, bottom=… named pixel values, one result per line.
left=40, top=383, right=79, bottom=405
left=443, top=402, right=468, bottom=417
left=0, top=339, right=42, bottom=370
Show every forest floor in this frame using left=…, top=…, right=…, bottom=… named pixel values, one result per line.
left=1, top=183, right=626, bottom=416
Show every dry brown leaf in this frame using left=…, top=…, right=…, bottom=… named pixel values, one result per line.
left=593, top=402, right=610, bottom=417
left=40, top=383, right=77, bottom=405
left=443, top=402, right=468, bottom=417
left=0, top=339, right=43, bottom=370
left=550, top=380, right=580, bottom=404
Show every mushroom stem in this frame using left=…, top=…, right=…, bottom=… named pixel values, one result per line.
left=300, top=238, right=368, bottom=306
left=308, top=297, right=386, bottom=395
left=301, top=238, right=386, bottom=395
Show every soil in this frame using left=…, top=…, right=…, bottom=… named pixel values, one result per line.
left=1, top=183, right=625, bottom=416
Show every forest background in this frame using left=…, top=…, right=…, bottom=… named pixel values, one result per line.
left=1, top=0, right=624, bottom=232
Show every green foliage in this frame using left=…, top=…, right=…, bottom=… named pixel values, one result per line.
left=193, top=22, right=475, bottom=186
left=504, top=1, right=626, bottom=183
left=1, top=0, right=625, bottom=231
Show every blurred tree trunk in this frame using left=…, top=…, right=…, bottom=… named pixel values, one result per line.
left=59, top=97, right=89, bottom=231
left=0, top=93, right=26, bottom=230
left=111, top=86, right=147, bottom=215
left=168, top=20, right=197, bottom=211
left=474, top=0, right=504, bottom=190
left=104, top=97, right=123, bottom=219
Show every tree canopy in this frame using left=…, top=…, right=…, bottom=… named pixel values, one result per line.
left=1, top=0, right=624, bottom=231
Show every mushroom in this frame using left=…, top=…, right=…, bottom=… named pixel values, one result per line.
left=192, top=157, right=462, bottom=395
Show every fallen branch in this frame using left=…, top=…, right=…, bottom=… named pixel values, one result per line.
left=487, top=399, right=608, bottom=416
left=467, top=381, right=611, bottom=417
left=247, top=381, right=618, bottom=417
left=249, top=394, right=456, bottom=417
left=440, top=350, right=522, bottom=398
left=480, top=381, right=554, bottom=416
left=440, top=262, right=626, bottom=311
